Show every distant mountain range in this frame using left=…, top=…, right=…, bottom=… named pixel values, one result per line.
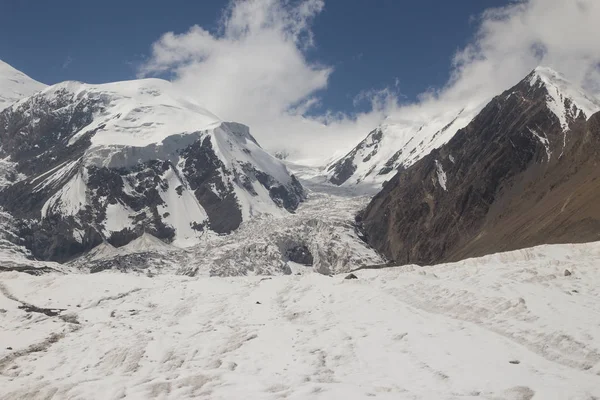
left=324, top=104, right=482, bottom=193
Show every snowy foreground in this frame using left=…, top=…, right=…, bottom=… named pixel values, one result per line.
left=2, top=243, right=600, bottom=399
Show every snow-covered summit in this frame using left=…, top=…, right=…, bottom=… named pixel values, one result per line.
left=323, top=103, right=484, bottom=193
left=527, top=66, right=600, bottom=130
left=0, top=60, right=46, bottom=111
left=31, top=78, right=222, bottom=148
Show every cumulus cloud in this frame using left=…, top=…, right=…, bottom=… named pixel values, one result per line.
left=62, top=56, right=73, bottom=69
left=140, top=0, right=600, bottom=165
left=139, top=0, right=329, bottom=120
left=440, top=0, right=600, bottom=104
left=139, top=0, right=391, bottom=164
left=385, top=0, right=600, bottom=132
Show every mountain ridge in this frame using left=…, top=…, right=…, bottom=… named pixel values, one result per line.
left=324, top=66, right=600, bottom=194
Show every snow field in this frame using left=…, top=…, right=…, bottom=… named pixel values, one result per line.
left=1, top=241, right=600, bottom=399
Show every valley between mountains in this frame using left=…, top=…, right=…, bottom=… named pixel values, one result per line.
left=1, top=58, right=600, bottom=400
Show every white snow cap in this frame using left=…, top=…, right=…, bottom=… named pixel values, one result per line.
left=34, top=78, right=223, bottom=148
left=0, top=59, right=46, bottom=111
left=529, top=66, right=600, bottom=130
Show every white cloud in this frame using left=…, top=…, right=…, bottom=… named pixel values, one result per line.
left=139, top=0, right=392, bottom=164
left=62, top=56, right=73, bottom=69
left=372, top=0, right=600, bottom=142
left=140, top=0, right=600, bottom=165
left=441, top=0, right=600, bottom=104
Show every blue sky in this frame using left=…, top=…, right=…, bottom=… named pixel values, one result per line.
left=0, top=0, right=508, bottom=114
left=2, top=0, right=598, bottom=162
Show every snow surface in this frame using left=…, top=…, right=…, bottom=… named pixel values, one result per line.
left=435, top=160, right=448, bottom=191
left=528, top=128, right=552, bottom=161
left=30, top=79, right=222, bottom=149
left=0, top=60, right=46, bottom=111
left=121, top=232, right=176, bottom=254
left=2, top=241, right=600, bottom=399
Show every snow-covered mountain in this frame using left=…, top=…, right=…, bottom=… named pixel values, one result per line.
left=325, top=66, right=600, bottom=193
left=360, top=67, right=600, bottom=265
left=324, top=106, right=480, bottom=192
left=0, top=71, right=304, bottom=261
left=0, top=60, right=46, bottom=111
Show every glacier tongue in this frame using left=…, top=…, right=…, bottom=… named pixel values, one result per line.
left=64, top=176, right=383, bottom=277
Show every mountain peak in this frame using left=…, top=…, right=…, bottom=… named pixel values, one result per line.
left=524, top=66, right=600, bottom=130
left=531, top=65, right=562, bottom=79
left=0, top=59, right=46, bottom=110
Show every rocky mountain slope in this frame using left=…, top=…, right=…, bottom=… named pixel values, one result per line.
left=0, top=60, right=46, bottom=111
left=360, top=67, right=600, bottom=265
left=0, top=71, right=304, bottom=262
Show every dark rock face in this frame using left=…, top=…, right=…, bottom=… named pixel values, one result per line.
left=181, top=136, right=242, bottom=234
left=16, top=216, right=104, bottom=262
left=0, top=88, right=102, bottom=176
left=378, top=150, right=404, bottom=176
left=0, top=91, right=106, bottom=261
left=328, top=157, right=357, bottom=186
left=267, top=175, right=305, bottom=211
left=244, top=164, right=305, bottom=213
left=360, top=71, right=600, bottom=266
left=285, top=245, right=314, bottom=266
left=327, top=128, right=383, bottom=185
